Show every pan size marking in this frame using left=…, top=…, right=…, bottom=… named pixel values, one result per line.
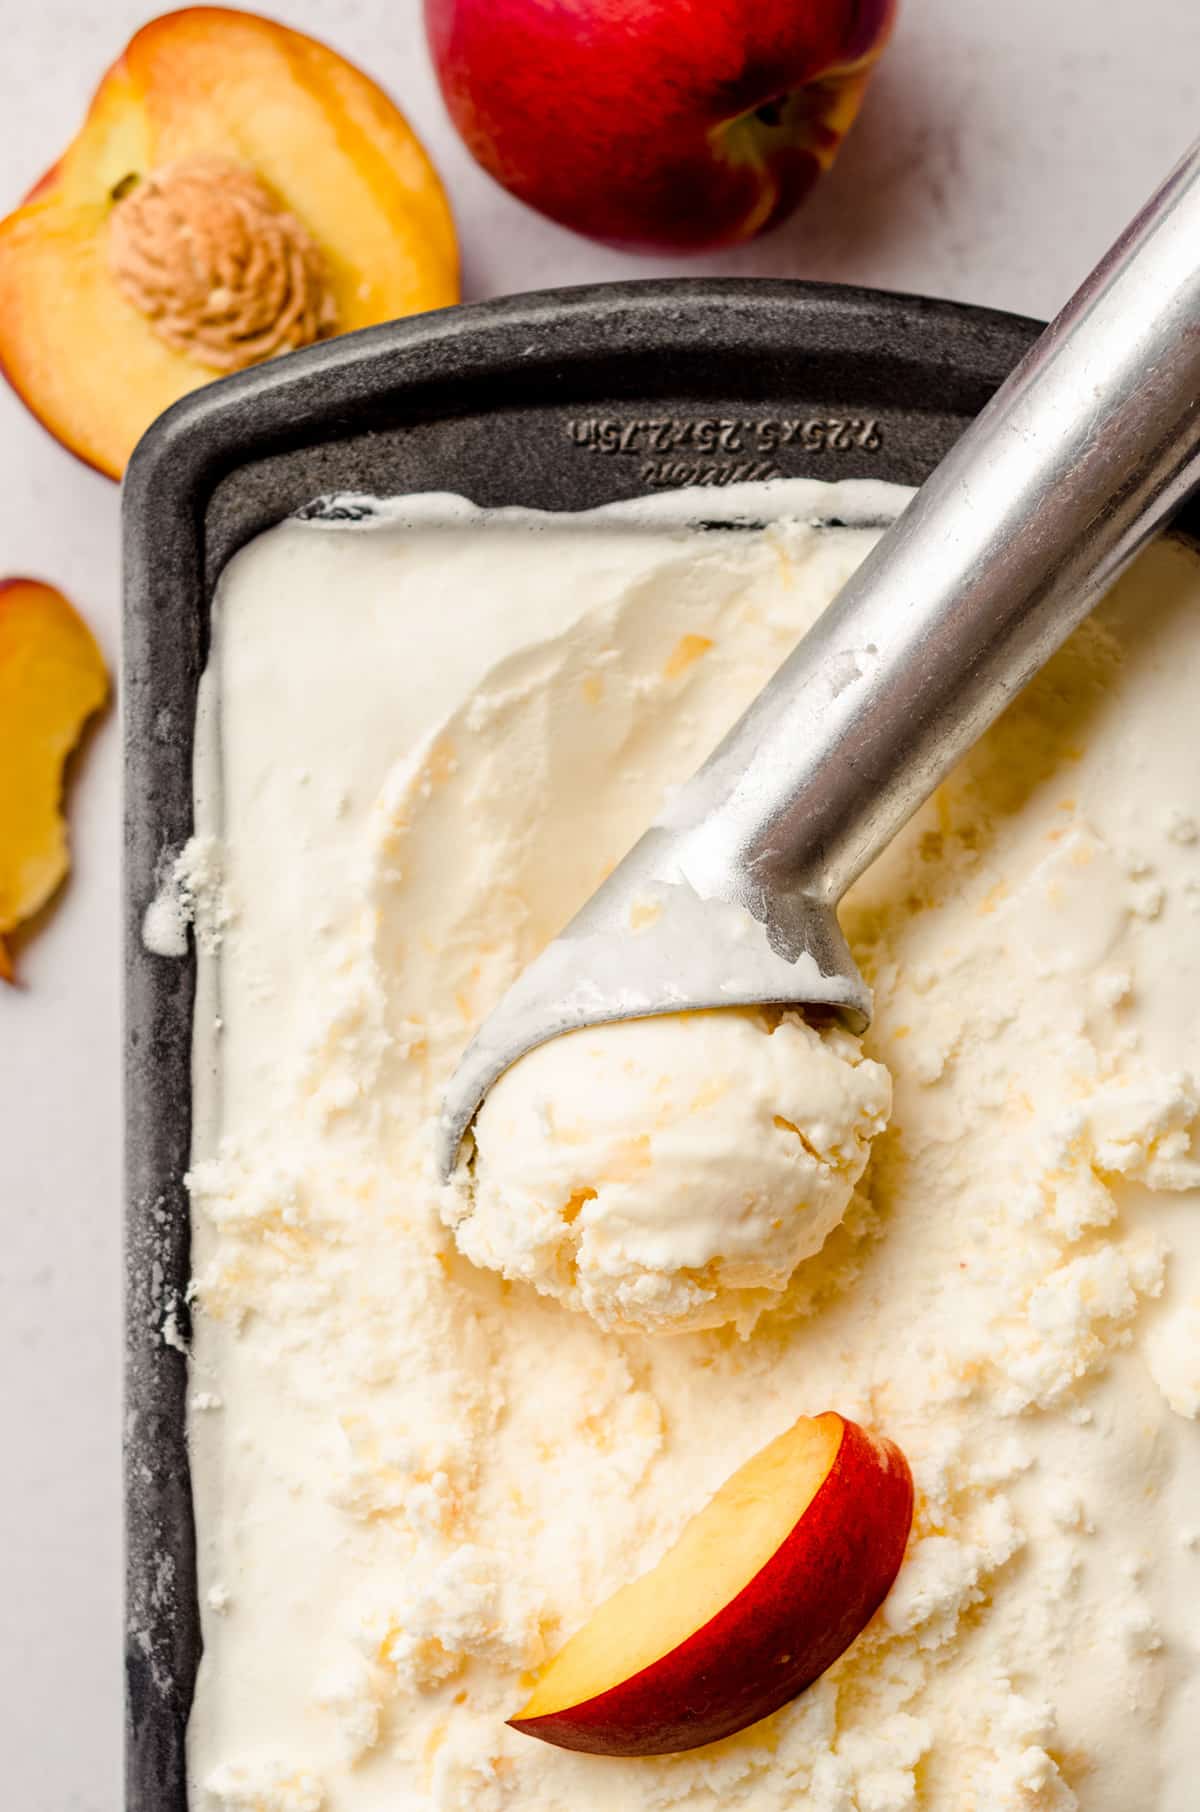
left=566, top=414, right=885, bottom=486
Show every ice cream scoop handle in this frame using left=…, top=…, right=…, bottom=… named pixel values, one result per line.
left=683, top=137, right=1200, bottom=905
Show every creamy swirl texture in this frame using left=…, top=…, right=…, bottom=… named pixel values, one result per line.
left=181, top=485, right=1200, bottom=1812
left=448, top=1008, right=890, bottom=1334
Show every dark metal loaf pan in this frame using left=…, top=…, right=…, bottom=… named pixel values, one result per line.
left=124, top=277, right=1070, bottom=1811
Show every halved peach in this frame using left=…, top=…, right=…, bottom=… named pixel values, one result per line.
left=0, top=7, right=459, bottom=477
left=0, top=580, right=108, bottom=980
left=511, top=1411, right=912, bottom=1756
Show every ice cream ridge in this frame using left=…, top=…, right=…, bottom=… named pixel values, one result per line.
left=183, top=482, right=1200, bottom=1811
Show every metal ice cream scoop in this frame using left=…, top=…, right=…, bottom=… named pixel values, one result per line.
left=437, top=137, right=1200, bottom=1179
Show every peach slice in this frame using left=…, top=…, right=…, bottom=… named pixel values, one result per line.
left=0, top=7, right=459, bottom=478
left=0, top=580, right=108, bottom=980
left=511, top=1411, right=912, bottom=1756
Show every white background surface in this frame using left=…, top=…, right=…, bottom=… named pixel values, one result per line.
left=0, top=1, right=1195, bottom=1804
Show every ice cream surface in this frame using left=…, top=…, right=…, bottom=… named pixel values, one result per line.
left=449, top=1008, right=891, bottom=1334
left=177, top=481, right=1200, bottom=1811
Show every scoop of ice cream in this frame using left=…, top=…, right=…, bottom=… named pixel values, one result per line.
left=442, top=1007, right=891, bottom=1335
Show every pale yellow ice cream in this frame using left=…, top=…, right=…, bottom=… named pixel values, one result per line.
left=174, top=484, right=1200, bottom=1812
left=449, top=1008, right=890, bottom=1334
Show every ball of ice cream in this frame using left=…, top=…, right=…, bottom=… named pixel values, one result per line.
left=442, top=1007, right=891, bottom=1335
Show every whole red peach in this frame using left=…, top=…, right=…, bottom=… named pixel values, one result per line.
left=425, top=0, right=897, bottom=251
